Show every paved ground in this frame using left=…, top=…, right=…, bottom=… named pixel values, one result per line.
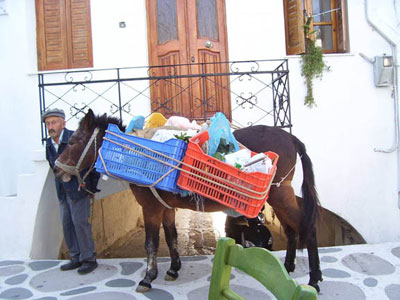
left=1, top=242, right=400, bottom=300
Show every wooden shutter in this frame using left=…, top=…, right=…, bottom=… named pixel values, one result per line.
left=36, top=0, right=93, bottom=71
left=66, top=0, right=93, bottom=69
left=283, top=0, right=305, bottom=55
left=36, top=0, right=68, bottom=70
left=335, top=0, right=349, bottom=52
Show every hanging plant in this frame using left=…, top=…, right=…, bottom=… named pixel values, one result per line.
left=301, top=16, right=329, bottom=107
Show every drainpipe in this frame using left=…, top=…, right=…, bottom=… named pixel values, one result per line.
left=365, top=0, right=400, bottom=206
left=365, top=0, right=399, bottom=153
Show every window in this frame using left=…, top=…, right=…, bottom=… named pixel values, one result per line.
left=36, top=0, right=93, bottom=71
left=283, top=0, right=348, bottom=55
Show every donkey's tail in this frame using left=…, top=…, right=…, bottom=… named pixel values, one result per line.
left=292, top=135, right=320, bottom=247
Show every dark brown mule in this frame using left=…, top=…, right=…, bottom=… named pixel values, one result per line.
left=55, top=109, right=322, bottom=292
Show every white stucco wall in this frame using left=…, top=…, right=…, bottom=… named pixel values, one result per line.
left=90, top=0, right=148, bottom=69
left=0, top=0, right=40, bottom=197
left=228, top=0, right=400, bottom=243
left=0, top=0, right=399, bottom=259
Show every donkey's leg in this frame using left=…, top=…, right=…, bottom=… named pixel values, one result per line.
left=307, top=226, right=322, bottom=292
left=282, top=225, right=298, bottom=273
left=136, top=207, right=163, bottom=293
left=268, top=185, right=301, bottom=274
left=162, top=208, right=181, bottom=281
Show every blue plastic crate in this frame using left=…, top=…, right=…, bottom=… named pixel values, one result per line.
left=95, top=124, right=187, bottom=193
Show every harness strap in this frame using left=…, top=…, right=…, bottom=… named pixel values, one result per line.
left=77, top=128, right=99, bottom=176
left=149, top=187, right=173, bottom=209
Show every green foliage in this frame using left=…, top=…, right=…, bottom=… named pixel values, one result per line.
left=301, top=16, right=328, bottom=107
left=212, top=138, right=236, bottom=162
left=215, top=138, right=236, bottom=155
left=213, top=152, right=226, bottom=162
left=173, top=132, right=191, bottom=143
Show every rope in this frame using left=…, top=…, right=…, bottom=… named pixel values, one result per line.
left=149, top=187, right=173, bottom=209
left=311, top=7, right=341, bottom=18
left=192, top=193, right=205, bottom=247
left=97, top=150, right=174, bottom=209
left=100, top=138, right=270, bottom=201
left=97, top=129, right=298, bottom=209
left=271, top=156, right=300, bottom=188
left=101, top=130, right=272, bottom=200
left=138, top=167, right=176, bottom=188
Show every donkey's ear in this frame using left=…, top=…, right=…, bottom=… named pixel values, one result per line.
left=87, top=109, right=95, bottom=119
left=80, top=109, right=96, bottom=128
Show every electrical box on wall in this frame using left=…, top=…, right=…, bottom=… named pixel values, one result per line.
left=373, top=55, right=394, bottom=87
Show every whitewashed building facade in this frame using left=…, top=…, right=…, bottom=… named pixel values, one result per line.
left=0, top=0, right=399, bottom=259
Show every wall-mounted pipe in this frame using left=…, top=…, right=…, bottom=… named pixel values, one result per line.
left=365, top=0, right=399, bottom=153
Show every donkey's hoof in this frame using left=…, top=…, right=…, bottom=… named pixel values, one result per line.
left=284, top=263, right=296, bottom=273
left=308, top=280, right=320, bottom=293
left=136, top=281, right=151, bottom=293
left=165, top=270, right=179, bottom=281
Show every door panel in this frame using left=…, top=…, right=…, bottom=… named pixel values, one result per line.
left=146, top=0, right=230, bottom=120
left=156, top=0, right=178, bottom=44
left=187, top=0, right=230, bottom=120
left=152, top=52, right=187, bottom=116
left=196, top=0, right=218, bottom=40
left=146, top=0, right=191, bottom=118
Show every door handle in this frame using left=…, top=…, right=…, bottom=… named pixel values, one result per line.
left=205, top=40, right=213, bottom=49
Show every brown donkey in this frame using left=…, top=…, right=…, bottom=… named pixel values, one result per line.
left=54, top=109, right=322, bottom=293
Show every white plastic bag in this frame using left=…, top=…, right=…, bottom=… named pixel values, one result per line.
left=225, top=150, right=272, bottom=173
left=165, top=116, right=201, bottom=130
left=151, top=129, right=198, bottom=143
left=242, top=153, right=272, bottom=174
left=224, top=149, right=251, bottom=168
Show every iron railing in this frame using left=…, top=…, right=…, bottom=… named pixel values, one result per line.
left=38, top=59, right=291, bottom=143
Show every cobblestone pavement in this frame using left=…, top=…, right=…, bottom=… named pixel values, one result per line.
left=1, top=242, right=400, bottom=300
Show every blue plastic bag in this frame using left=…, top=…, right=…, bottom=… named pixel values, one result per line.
left=208, top=112, right=239, bottom=157
left=125, top=115, right=145, bottom=132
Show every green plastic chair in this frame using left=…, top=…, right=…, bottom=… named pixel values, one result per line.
left=208, top=237, right=317, bottom=300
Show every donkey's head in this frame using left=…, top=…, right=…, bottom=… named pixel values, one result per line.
left=54, top=109, right=124, bottom=182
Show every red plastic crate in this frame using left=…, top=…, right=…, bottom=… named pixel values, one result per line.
left=177, top=131, right=279, bottom=218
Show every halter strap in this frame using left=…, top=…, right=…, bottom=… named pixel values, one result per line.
left=55, top=127, right=100, bottom=193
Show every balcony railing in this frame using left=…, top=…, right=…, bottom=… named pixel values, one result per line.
left=38, top=59, right=291, bottom=142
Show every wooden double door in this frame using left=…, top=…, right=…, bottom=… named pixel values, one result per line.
left=146, top=0, right=231, bottom=120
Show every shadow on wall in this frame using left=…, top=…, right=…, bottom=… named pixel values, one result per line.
left=59, top=188, right=144, bottom=260
left=263, top=196, right=366, bottom=251
left=31, top=171, right=63, bottom=259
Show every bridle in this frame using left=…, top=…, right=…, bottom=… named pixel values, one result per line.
left=55, top=127, right=100, bottom=193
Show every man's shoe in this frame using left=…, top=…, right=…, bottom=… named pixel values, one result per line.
left=77, top=261, right=98, bottom=275
left=60, top=260, right=81, bottom=271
